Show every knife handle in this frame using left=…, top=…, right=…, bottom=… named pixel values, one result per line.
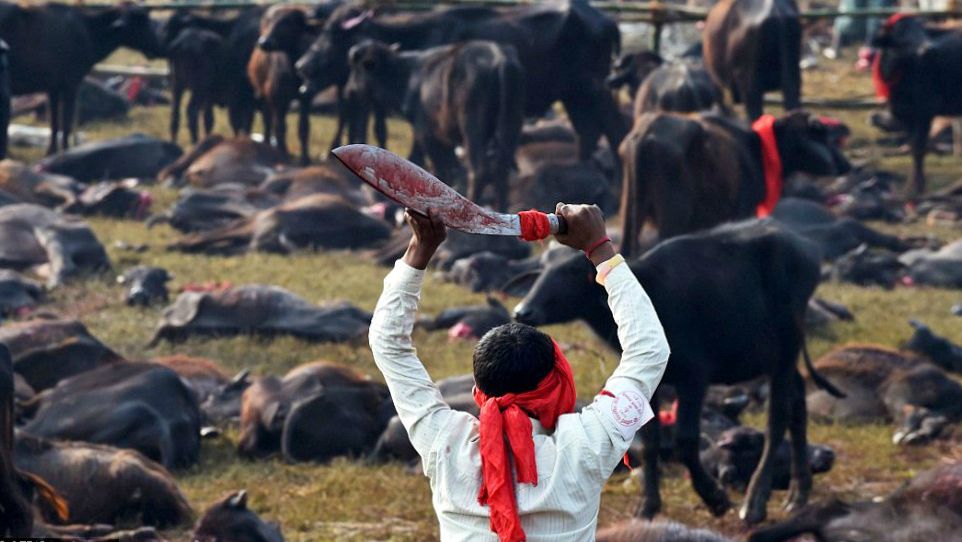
left=548, top=213, right=567, bottom=235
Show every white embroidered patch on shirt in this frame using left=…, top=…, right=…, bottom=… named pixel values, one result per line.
left=594, top=382, right=655, bottom=441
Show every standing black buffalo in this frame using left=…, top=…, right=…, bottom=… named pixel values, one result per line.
left=347, top=40, right=523, bottom=210
left=514, top=221, right=843, bottom=524
left=0, top=2, right=164, bottom=154
left=296, top=0, right=625, bottom=163
left=703, top=0, right=802, bottom=120
left=871, top=15, right=962, bottom=195
left=619, top=111, right=849, bottom=257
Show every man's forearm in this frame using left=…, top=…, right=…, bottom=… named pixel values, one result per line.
left=601, top=258, right=670, bottom=401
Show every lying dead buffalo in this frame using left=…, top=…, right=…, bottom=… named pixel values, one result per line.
left=900, top=238, right=962, bottom=288
left=771, top=198, right=909, bottom=260
left=347, top=40, right=524, bottom=210
left=14, top=433, right=192, bottom=527
left=193, top=490, right=284, bottom=542
left=151, top=285, right=371, bottom=345
left=701, top=426, right=835, bottom=492
left=148, top=185, right=280, bottom=233
left=0, top=160, right=82, bottom=208
left=36, top=134, right=182, bottom=182
left=514, top=221, right=840, bottom=524
left=61, top=181, right=153, bottom=219
left=596, top=520, right=732, bottom=542
left=169, top=194, right=391, bottom=255
left=0, top=270, right=41, bottom=316
left=906, top=320, right=962, bottom=374
left=239, top=361, right=392, bottom=462
left=259, top=161, right=369, bottom=207
left=153, top=355, right=233, bottom=412
left=0, top=204, right=110, bottom=287
left=806, top=345, right=962, bottom=444
left=158, top=134, right=285, bottom=188
left=418, top=297, right=512, bottom=340
left=748, top=461, right=962, bottom=542
left=619, top=111, right=849, bottom=256
left=118, top=266, right=171, bottom=307
left=22, top=362, right=202, bottom=469
left=0, top=317, right=122, bottom=392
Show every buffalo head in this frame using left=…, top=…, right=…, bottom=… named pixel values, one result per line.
left=257, top=5, right=319, bottom=54
left=295, top=4, right=373, bottom=95
left=346, top=40, right=404, bottom=112
left=774, top=111, right=851, bottom=178
left=110, top=4, right=165, bottom=59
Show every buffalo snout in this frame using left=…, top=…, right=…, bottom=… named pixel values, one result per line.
left=512, top=303, right=542, bottom=326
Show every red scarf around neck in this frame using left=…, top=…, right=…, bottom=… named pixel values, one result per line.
left=872, top=13, right=913, bottom=100
left=752, top=114, right=783, bottom=218
left=472, top=340, right=577, bottom=542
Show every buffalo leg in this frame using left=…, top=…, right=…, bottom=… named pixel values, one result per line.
left=780, top=21, right=803, bottom=112
left=186, top=94, right=201, bottom=144
left=46, top=90, right=60, bottom=155
left=374, top=105, right=388, bottom=149
left=329, top=86, right=346, bottom=152
left=170, top=84, right=183, bottom=143
left=744, top=76, right=765, bottom=122
left=635, top=388, right=663, bottom=519
left=598, top=89, right=628, bottom=176
left=741, top=370, right=792, bottom=524
left=298, top=96, right=311, bottom=165
left=785, top=371, right=811, bottom=512
left=60, top=85, right=77, bottom=152
left=408, top=142, right=425, bottom=166
left=563, top=91, right=604, bottom=161
left=203, top=104, right=214, bottom=138
left=909, top=118, right=933, bottom=196
left=422, top=137, right=463, bottom=191
left=676, top=384, right=732, bottom=516
left=274, top=100, right=290, bottom=159
left=261, top=103, right=273, bottom=148
left=347, top=93, right=369, bottom=145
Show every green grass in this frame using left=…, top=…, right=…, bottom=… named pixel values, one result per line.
left=9, top=54, right=962, bottom=540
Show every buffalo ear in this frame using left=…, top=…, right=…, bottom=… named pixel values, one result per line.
left=227, top=490, right=248, bottom=510
left=499, top=270, right=541, bottom=298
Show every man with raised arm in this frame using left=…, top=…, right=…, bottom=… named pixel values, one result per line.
left=369, top=203, right=670, bottom=542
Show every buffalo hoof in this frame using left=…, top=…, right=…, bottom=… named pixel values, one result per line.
left=634, top=497, right=661, bottom=519
left=783, top=487, right=810, bottom=513
left=706, top=492, right=732, bottom=517
left=739, top=501, right=768, bottom=525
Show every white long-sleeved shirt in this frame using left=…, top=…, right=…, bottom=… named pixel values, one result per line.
left=369, top=258, right=670, bottom=542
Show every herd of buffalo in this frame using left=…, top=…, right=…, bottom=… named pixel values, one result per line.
left=0, top=0, right=961, bottom=540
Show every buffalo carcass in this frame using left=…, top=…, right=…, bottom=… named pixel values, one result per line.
left=0, top=343, right=31, bottom=536
left=157, top=135, right=285, bottom=188
left=22, top=362, right=202, bottom=469
left=250, top=5, right=326, bottom=164
left=259, top=161, right=369, bottom=207
left=161, top=7, right=263, bottom=136
left=596, top=520, right=733, bottom=542
left=152, top=355, right=237, bottom=420
left=805, top=345, right=962, bottom=445
left=700, top=426, right=836, bottom=492
left=169, top=194, right=391, bottom=255
left=871, top=15, right=962, bottom=194
left=148, top=185, right=280, bottom=233
left=61, top=181, right=154, bottom=220
left=703, top=0, right=801, bottom=120
left=0, top=160, right=82, bottom=208
left=347, top=40, right=523, bottom=210
left=0, top=269, right=41, bottom=316
left=748, top=462, right=962, bottom=542
left=418, top=297, right=512, bottom=341
left=238, top=361, right=392, bottom=462
left=297, top=1, right=624, bottom=163
left=36, top=134, right=183, bottom=183
left=0, top=204, right=111, bottom=287
left=118, top=266, right=171, bottom=307
left=0, top=317, right=122, bottom=392
left=905, top=320, right=962, bottom=374
left=899, top=238, right=962, bottom=288
left=514, top=221, right=842, bottom=524
left=151, top=285, right=371, bottom=345
left=193, top=490, right=284, bottom=542
left=166, top=27, right=224, bottom=144
left=0, top=2, right=164, bottom=154
left=619, top=111, right=850, bottom=257
left=14, top=433, right=191, bottom=527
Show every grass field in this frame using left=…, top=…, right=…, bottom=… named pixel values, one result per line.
left=9, top=49, right=962, bottom=541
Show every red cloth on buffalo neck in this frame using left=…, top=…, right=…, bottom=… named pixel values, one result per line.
left=472, top=340, right=577, bottom=542
left=872, top=13, right=913, bottom=100
left=752, top=114, right=783, bottom=218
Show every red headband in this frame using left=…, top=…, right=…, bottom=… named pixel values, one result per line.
left=472, top=340, right=577, bottom=542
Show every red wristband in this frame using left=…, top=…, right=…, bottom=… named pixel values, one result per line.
left=584, top=236, right=611, bottom=259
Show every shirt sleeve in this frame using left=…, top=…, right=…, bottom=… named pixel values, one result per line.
left=578, top=258, right=670, bottom=474
left=369, top=259, right=458, bottom=466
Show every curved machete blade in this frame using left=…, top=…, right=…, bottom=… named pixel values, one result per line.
left=332, top=144, right=520, bottom=235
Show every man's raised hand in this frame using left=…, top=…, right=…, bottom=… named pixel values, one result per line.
left=403, top=208, right=447, bottom=270
left=553, top=203, right=615, bottom=265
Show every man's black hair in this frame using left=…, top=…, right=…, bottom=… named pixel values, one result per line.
left=473, top=323, right=555, bottom=397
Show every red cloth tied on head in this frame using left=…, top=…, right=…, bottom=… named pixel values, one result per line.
left=472, top=340, right=576, bottom=542
left=752, top=114, right=783, bottom=218
left=872, top=13, right=912, bottom=100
